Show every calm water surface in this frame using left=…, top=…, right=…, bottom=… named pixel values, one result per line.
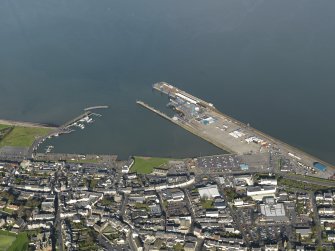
left=0, top=0, right=334, bottom=161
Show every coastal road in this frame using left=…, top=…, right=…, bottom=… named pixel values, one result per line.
left=0, top=119, right=57, bottom=129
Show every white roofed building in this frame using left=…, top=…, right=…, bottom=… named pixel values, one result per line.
left=247, top=186, right=277, bottom=201
left=198, top=185, right=220, bottom=199
left=259, top=178, right=277, bottom=186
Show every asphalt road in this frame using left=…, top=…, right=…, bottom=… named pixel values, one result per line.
left=54, top=170, right=64, bottom=251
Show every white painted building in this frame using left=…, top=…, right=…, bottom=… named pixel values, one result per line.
left=206, top=210, right=219, bottom=218
left=259, top=178, right=277, bottom=186
left=198, top=185, right=220, bottom=199
left=247, top=186, right=277, bottom=201
left=318, top=207, right=335, bottom=215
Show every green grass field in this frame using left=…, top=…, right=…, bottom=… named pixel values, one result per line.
left=7, top=232, right=28, bottom=251
left=0, top=126, right=52, bottom=148
left=130, top=156, right=172, bottom=174
left=0, top=235, right=16, bottom=251
left=0, top=125, right=11, bottom=131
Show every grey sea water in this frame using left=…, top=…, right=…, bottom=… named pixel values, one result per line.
left=0, top=0, right=334, bottom=162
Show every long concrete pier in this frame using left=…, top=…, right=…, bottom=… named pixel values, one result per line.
left=136, top=101, right=172, bottom=121
left=140, top=82, right=335, bottom=177
left=60, top=111, right=91, bottom=129
left=137, top=100, right=234, bottom=153
left=61, top=105, right=109, bottom=128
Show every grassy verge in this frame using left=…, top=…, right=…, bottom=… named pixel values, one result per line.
left=278, top=177, right=330, bottom=191
left=130, top=156, right=172, bottom=174
left=286, top=173, right=335, bottom=185
left=0, top=126, right=52, bottom=148
left=0, top=127, right=13, bottom=142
